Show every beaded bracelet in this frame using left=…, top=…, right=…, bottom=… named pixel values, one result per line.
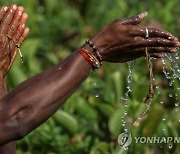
left=85, top=40, right=103, bottom=64
left=79, top=48, right=101, bottom=69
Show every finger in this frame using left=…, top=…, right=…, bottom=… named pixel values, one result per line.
left=130, top=26, right=177, bottom=40
left=0, top=6, right=8, bottom=22
left=17, top=27, right=29, bottom=46
left=149, top=53, right=164, bottom=58
left=10, top=24, right=25, bottom=61
left=147, top=47, right=177, bottom=53
left=19, top=13, right=28, bottom=25
left=134, top=37, right=179, bottom=48
left=18, top=6, right=24, bottom=12
left=7, top=10, right=22, bottom=39
left=12, top=24, right=25, bottom=44
left=122, top=12, right=148, bottom=25
left=132, top=47, right=177, bottom=54
left=0, top=4, right=17, bottom=34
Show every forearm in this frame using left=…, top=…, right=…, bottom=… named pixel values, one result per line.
left=0, top=46, right=92, bottom=145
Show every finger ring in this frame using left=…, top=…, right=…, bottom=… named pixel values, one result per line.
left=145, top=27, right=149, bottom=39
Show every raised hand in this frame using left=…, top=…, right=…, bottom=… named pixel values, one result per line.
left=90, top=12, right=180, bottom=63
left=0, top=4, right=29, bottom=78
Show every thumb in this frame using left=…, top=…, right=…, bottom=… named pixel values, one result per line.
left=122, top=11, right=148, bottom=25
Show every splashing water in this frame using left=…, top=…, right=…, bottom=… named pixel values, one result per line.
left=162, top=54, right=180, bottom=109
left=133, top=52, right=180, bottom=126
left=121, top=62, right=133, bottom=132
left=160, top=53, right=180, bottom=132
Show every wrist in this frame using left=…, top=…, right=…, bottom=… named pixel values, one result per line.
left=79, top=41, right=103, bottom=69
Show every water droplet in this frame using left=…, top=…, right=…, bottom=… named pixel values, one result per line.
left=121, top=97, right=127, bottom=101
left=124, top=104, right=128, bottom=108
left=175, top=102, right=179, bottom=107
left=95, top=94, right=99, bottom=98
left=175, top=56, right=179, bottom=60
left=169, top=81, right=173, bottom=87
left=162, top=118, right=166, bottom=121
left=162, top=128, right=166, bottom=131
left=169, top=94, right=173, bottom=98
left=160, top=101, right=164, bottom=104
left=124, top=111, right=128, bottom=115
left=168, top=144, right=173, bottom=149
left=124, top=128, right=128, bottom=132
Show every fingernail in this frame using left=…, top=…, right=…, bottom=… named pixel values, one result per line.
left=139, top=11, right=148, bottom=18
left=22, top=24, right=25, bottom=28
left=171, top=48, right=177, bottom=53
left=13, top=5, right=17, bottom=10
left=175, top=42, right=180, bottom=47
left=4, top=7, right=8, bottom=11
left=174, top=37, right=179, bottom=41
left=18, top=10, right=22, bottom=16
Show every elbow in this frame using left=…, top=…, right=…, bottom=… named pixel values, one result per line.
left=4, top=110, right=33, bottom=141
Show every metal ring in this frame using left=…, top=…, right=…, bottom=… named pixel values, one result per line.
left=145, top=27, right=149, bottom=39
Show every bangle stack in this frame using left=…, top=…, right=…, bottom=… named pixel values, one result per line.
left=85, top=40, right=103, bottom=62
left=79, top=40, right=103, bottom=69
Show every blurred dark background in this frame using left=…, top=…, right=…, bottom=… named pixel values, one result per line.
left=0, top=0, right=180, bottom=154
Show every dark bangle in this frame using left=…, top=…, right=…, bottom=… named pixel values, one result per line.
left=85, top=40, right=103, bottom=64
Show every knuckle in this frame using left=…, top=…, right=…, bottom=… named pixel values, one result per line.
left=133, top=36, right=141, bottom=44
left=129, top=27, right=137, bottom=35
left=132, top=16, right=139, bottom=22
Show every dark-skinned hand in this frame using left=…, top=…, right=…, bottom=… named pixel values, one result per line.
left=0, top=4, right=29, bottom=78
left=90, top=12, right=180, bottom=63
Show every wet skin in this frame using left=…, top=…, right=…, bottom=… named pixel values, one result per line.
left=0, top=4, right=29, bottom=154
left=0, top=5, right=180, bottom=152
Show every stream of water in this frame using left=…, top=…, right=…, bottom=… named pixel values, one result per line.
left=121, top=62, right=133, bottom=132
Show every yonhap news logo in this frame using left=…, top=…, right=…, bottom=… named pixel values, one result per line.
left=118, top=132, right=180, bottom=149
left=118, top=132, right=132, bottom=150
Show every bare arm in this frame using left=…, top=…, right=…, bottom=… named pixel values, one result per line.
left=0, top=47, right=92, bottom=146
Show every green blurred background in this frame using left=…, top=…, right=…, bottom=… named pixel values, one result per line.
left=1, top=0, right=180, bottom=154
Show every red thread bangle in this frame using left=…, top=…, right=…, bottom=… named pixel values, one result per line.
left=79, top=49, right=95, bottom=69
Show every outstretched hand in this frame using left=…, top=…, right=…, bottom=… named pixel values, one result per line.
left=0, top=4, right=29, bottom=78
left=91, top=12, right=180, bottom=63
